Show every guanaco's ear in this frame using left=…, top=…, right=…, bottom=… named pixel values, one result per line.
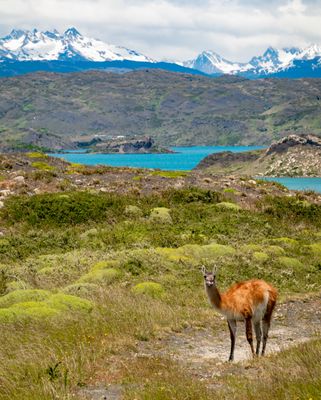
left=200, top=265, right=206, bottom=275
left=212, top=264, right=219, bottom=276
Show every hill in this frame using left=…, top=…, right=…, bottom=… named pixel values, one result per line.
left=1, top=70, right=321, bottom=150
left=196, top=134, right=321, bottom=177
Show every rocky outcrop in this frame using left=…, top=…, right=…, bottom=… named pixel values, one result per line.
left=195, top=150, right=261, bottom=170
left=266, top=134, right=321, bottom=155
left=91, top=137, right=172, bottom=154
left=196, top=134, right=321, bottom=177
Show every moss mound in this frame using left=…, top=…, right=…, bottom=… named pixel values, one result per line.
left=253, top=252, right=269, bottom=262
left=278, top=257, right=303, bottom=269
left=132, top=282, right=165, bottom=299
left=266, top=245, right=285, bottom=256
left=62, top=283, right=99, bottom=297
left=157, top=243, right=235, bottom=263
left=6, top=281, right=30, bottom=292
left=91, top=260, right=120, bottom=272
left=124, top=205, right=143, bottom=218
left=0, top=289, right=51, bottom=308
left=271, top=237, right=298, bottom=248
left=10, top=302, right=59, bottom=319
left=149, top=207, right=172, bottom=224
left=240, top=244, right=262, bottom=253
left=79, top=268, right=121, bottom=284
left=309, top=242, right=321, bottom=257
left=0, top=308, right=25, bottom=323
left=215, top=202, right=241, bottom=211
left=45, top=293, right=93, bottom=313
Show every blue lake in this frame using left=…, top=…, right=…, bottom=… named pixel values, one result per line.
left=49, top=146, right=321, bottom=193
left=49, top=146, right=264, bottom=171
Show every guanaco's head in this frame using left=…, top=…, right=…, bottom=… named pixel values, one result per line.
left=201, top=265, right=218, bottom=287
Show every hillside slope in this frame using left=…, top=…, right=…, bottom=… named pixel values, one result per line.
left=196, top=134, right=321, bottom=177
left=1, top=70, right=321, bottom=149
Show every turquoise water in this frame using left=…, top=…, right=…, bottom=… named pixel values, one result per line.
left=48, top=146, right=321, bottom=193
left=49, top=146, right=264, bottom=171
left=260, top=177, right=321, bottom=193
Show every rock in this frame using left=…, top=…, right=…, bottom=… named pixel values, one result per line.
left=13, top=175, right=25, bottom=184
left=0, top=201, right=4, bottom=209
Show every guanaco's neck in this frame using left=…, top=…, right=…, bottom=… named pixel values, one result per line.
left=205, top=284, right=222, bottom=310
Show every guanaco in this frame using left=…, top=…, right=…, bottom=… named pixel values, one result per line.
left=201, top=265, right=277, bottom=361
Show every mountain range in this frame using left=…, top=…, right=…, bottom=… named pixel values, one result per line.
left=1, top=28, right=321, bottom=78
left=1, top=69, right=321, bottom=151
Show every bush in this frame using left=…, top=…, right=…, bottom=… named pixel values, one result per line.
left=62, top=283, right=99, bottom=297
left=124, top=205, right=143, bottom=218
left=215, top=202, right=241, bottom=211
left=31, top=161, right=55, bottom=171
left=1, top=191, right=125, bottom=226
left=45, top=293, right=93, bottom=313
left=78, top=268, right=121, bottom=284
left=0, top=289, right=51, bottom=308
left=150, top=207, right=172, bottom=224
left=253, top=252, right=269, bottom=262
left=261, top=195, right=321, bottom=226
left=278, top=257, right=303, bottom=269
left=132, top=282, right=165, bottom=299
left=27, top=152, right=48, bottom=159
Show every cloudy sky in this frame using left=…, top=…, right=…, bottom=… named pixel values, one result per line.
left=0, top=0, right=321, bottom=62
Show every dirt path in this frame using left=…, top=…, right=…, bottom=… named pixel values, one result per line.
left=80, top=295, right=321, bottom=399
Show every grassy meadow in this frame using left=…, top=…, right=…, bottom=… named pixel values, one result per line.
left=0, top=184, right=321, bottom=399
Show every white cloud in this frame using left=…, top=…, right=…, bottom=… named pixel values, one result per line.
left=0, top=0, right=320, bottom=62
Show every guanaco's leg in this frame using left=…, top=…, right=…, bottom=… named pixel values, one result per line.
left=227, top=319, right=237, bottom=362
left=262, top=299, right=276, bottom=356
left=254, top=321, right=262, bottom=356
left=245, top=318, right=255, bottom=357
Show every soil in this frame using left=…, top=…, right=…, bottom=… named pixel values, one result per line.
left=79, top=294, right=321, bottom=399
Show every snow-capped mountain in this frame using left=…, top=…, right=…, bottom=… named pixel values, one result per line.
left=183, top=50, right=245, bottom=75
left=183, top=45, right=321, bottom=76
left=0, top=28, right=153, bottom=62
left=1, top=28, right=321, bottom=79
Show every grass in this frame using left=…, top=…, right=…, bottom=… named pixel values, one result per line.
left=0, top=187, right=320, bottom=398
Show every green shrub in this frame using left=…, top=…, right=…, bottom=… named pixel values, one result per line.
left=240, top=244, right=262, bottom=253
left=78, top=268, right=120, bottom=284
left=150, top=171, right=187, bottom=179
left=2, top=191, right=125, bottom=226
left=165, top=187, right=221, bottom=204
left=62, top=283, right=99, bottom=297
left=45, top=293, right=93, bottom=313
left=309, top=242, right=321, bottom=256
left=0, top=289, right=51, bottom=308
left=10, top=302, right=59, bottom=318
left=253, top=252, right=269, bottom=262
left=215, top=202, right=241, bottom=211
left=132, top=282, right=165, bottom=299
left=124, top=205, right=143, bottom=218
left=150, top=207, right=172, bottom=224
left=91, top=260, right=120, bottom=271
left=262, top=195, right=321, bottom=226
left=31, top=161, right=55, bottom=171
left=266, top=245, right=286, bottom=256
left=157, top=243, right=235, bottom=263
left=0, top=308, right=25, bottom=323
left=271, top=237, right=298, bottom=248
left=27, top=152, right=48, bottom=159
left=278, top=257, right=303, bottom=269
left=6, top=281, right=30, bottom=292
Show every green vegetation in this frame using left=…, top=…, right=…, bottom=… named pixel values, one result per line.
left=2, top=70, right=321, bottom=148
left=0, top=186, right=320, bottom=398
left=31, top=161, right=55, bottom=171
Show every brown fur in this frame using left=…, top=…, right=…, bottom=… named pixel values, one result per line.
left=202, top=270, right=278, bottom=361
